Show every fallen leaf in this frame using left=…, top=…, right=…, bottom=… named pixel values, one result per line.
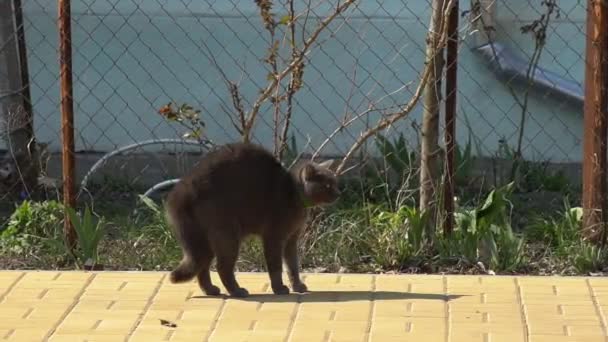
left=160, top=319, right=177, bottom=328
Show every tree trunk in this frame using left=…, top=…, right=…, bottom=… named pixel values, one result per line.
left=419, top=0, right=447, bottom=239
left=0, top=0, right=37, bottom=198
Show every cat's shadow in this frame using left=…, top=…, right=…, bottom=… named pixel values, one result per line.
left=190, top=291, right=465, bottom=303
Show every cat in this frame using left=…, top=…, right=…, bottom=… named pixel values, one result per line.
left=165, top=142, right=340, bottom=297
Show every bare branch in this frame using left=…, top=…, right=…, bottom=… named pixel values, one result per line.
left=311, top=100, right=407, bottom=161
left=245, top=0, right=357, bottom=140
left=228, top=82, right=247, bottom=133
left=219, top=103, right=244, bottom=135
left=286, top=135, right=313, bottom=171
left=278, top=0, right=300, bottom=159
left=200, top=39, right=248, bottom=133
left=333, top=0, right=456, bottom=175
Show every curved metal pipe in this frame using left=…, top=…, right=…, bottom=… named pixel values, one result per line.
left=473, top=42, right=584, bottom=106
left=77, top=138, right=214, bottom=198
left=142, top=178, right=180, bottom=198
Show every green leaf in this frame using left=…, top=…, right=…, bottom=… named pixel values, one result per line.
left=568, top=207, right=583, bottom=222
left=375, top=133, right=410, bottom=174
left=375, top=134, right=391, bottom=154
left=278, top=15, right=290, bottom=25
left=463, top=133, right=472, bottom=163
left=139, top=195, right=162, bottom=214
left=486, top=234, right=499, bottom=268
left=91, top=222, right=104, bottom=262
left=65, top=207, right=84, bottom=260
left=41, top=236, right=66, bottom=253
left=83, top=206, right=93, bottom=238
left=65, top=205, right=104, bottom=264
left=396, top=134, right=406, bottom=156
left=476, top=181, right=514, bottom=225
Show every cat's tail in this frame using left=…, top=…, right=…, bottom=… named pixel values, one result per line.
left=169, top=256, right=198, bottom=283
left=165, top=191, right=201, bottom=284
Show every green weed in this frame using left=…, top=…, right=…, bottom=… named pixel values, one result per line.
left=438, top=182, right=525, bottom=271
left=366, top=204, right=428, bottom=268
left=66, top=205, right=105, bottom=267
left=0, top=200, right=64, bottom=254
left=573, top=243, right=605, bottom=273
left=527, top=202, right=582, bottom=255
left=375, top=133, right=416, bottom=180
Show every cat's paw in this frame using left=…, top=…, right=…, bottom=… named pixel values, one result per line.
left=204, top=285, right=221, bottom=296
left=272, top=284, right=290, bottom=295
left=292, top=282, right=308, bottom=293
left=229, top=287, right=250, bottom=298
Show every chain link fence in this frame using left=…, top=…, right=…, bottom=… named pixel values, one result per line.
left=0, top=0, right=596, bottom=220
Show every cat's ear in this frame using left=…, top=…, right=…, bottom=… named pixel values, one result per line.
left=301, top=163, right=317, bottom=181
left=317, top=159, right=337, bottom=170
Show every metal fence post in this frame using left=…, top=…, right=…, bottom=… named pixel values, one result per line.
left=582, top=0, right=608, bottom=241
left=58, top=0, right=76, bottom=247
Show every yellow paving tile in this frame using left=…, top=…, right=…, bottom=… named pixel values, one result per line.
left=2, top=271, right=608, bottom=341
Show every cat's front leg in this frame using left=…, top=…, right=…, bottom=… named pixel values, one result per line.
left=283, top=234, right=307, bottom=293
left=263, top=234, right=290, bottom=295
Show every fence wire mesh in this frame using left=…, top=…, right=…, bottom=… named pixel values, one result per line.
left=0, top=0, right=595, bottom=222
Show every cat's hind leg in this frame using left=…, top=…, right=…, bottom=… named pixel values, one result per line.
left=211, top=230, right=249, bottom=298
left=196, top=242, right=221, bottom=296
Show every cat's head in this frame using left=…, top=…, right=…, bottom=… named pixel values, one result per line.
left=298, top=159, right=340, bottom=206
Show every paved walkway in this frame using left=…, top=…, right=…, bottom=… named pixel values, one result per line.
left=0, top=271, right=607, bottom=341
